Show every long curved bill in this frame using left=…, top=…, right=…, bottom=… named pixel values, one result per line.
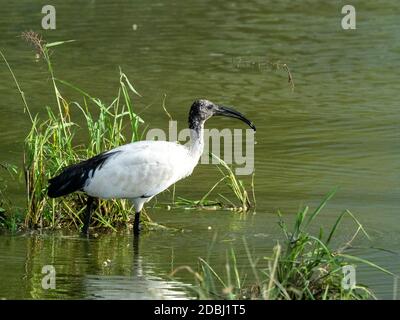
left=215, top=105, right=256, bottom=131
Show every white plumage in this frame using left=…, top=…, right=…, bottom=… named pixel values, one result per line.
left=83, top=140, right=201, bottom=211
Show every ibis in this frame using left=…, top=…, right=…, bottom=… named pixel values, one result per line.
left=47, top=99, right=256, bottom=236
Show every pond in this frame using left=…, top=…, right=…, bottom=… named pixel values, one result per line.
left=0, top=0, right=399, bottom=299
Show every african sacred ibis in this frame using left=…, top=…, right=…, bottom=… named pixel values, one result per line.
left=47, top=99, right=256, bottom=235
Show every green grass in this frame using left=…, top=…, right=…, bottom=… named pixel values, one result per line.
left=166, top=153, right=254, bottom=212
left=2, top=32, right=146, bottom=231
left=171, top=190, right=395, bottom=300
left=0, top=163, right=20, bottom=231
left=23, top=73, right=144, bottom=230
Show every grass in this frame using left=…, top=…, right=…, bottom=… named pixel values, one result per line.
left=166, top=153, right=254, bottom=212
left=0, top=163, right=20, bottom=231
left=171, top=190, right=396, bottom=300
left=0, top=31, right=255, bottom=232
left=23, top=73, right=144, bottom=230
left=2, top=32, right=147, bottom=231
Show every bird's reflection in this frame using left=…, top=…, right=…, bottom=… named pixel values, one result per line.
left=79, top=232, right=188, bottom=299
left=132, top=235, right=142, bottom=278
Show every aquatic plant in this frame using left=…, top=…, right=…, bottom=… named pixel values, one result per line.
left=167, top=153, right=254, bottom=212
left=171, top=191, right=395, bottom=300
left=1, top=32, right=145, bottom=231
left=0, top=163, right=20, bottom=231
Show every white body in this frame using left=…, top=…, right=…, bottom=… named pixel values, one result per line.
left=83, top=127, right=204, bottom=212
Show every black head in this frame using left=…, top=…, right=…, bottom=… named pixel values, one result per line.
left=188, top=99, right=256, bottom=131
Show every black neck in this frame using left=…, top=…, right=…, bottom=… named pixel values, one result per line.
left=188, top=110, right=204, bottom=132
left=189, top=117, right=203, bottom=132
left=188, top=115, right=205, bottom=156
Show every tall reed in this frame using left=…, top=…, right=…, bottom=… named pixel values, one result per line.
left=18, top=32, right=145, bottom=230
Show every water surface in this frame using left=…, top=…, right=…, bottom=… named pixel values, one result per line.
left=0, top=0, right=399, bottom=299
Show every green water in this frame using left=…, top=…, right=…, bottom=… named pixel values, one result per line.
left=0, top=0, right=399, bottom=299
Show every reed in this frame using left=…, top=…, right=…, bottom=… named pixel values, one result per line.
left=0, top=163, right=19, bottom=231
left=172, top=190, right=395, bottom=300
left=8, top=31, right=144, bottom=230
left=171, top=153, right=253, bottom=212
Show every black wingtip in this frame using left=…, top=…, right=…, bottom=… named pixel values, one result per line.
left=46, top=150, right=120, bottom=199
left=47, top=180, right=62, bottom=198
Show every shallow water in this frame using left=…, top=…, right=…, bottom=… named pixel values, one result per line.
left=0, top=0, right=399, bottom=299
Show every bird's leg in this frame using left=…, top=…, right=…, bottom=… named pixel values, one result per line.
left=82, top=196, right=94, bottom=235
left=133, top=211, right=141, bottom=236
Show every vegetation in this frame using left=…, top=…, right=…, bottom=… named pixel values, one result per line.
left=171, top=190, right=394, bottom=300
left=0, top=163, right=19, bottom=231
left=8, top=32, right=145, bottom=231
left=170, top=154, right=254, bottom=212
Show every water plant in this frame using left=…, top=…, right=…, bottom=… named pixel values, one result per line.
left=169, top=153, right=254, bottom=212
left=1, top=32, right=146, bottom=231
left=0, top=163, right=19, bottom=231
left=171, top=191, right=394, bottom=300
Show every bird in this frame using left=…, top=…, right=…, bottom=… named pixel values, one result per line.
left=47, top=99, right=256, bottom=236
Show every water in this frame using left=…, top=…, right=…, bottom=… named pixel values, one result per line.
left=0, top=0, right=399, bottom=299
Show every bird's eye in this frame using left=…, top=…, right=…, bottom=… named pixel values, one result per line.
left=207, top=105, right=212, bottom=110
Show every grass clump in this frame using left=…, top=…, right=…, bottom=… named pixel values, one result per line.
left=2, top=31, right=146, bottom=231
left=24, top=74, right=143, bottom=230
left=0, top=163, right=20, bottom=231
left=170, top=154, right=254, bottom=212
left=172, top=190, right=394, bottom=300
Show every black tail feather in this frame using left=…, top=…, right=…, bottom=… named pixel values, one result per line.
left=47, top=151, right=119, bottom=198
